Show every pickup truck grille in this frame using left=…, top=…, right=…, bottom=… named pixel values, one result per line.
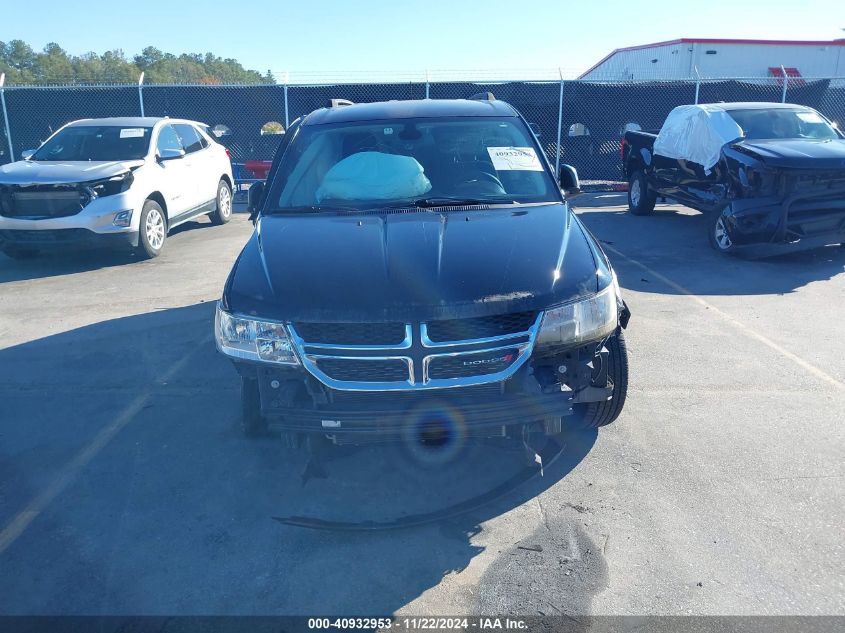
left=0, top=185, right=88, bottom=219
left=288, top=312, right=542, bottom=391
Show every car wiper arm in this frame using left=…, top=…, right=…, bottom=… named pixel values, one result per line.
left=411, top=196, right=518, bottom=207
left=270, top=204, right=361, bottom=214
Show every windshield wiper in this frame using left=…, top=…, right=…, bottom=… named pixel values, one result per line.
left=270, top=204, right=361, bottom=214
left=410, top=196, right=518, bottom=207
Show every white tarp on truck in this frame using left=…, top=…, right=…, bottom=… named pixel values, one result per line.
left=653, top=104, right=743, bottom=171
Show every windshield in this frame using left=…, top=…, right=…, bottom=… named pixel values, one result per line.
left=266, top=116, right=560, bottom=212
left=32, top=125, right=153, bottom=161
left=726, top=108, right=840, bottom=141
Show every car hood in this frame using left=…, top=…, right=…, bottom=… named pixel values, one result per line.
left=0, top=159, right=145, bottom=185
left=733, top=138, right=845, bottom=169
left=224, top=203, right=601, bottom=322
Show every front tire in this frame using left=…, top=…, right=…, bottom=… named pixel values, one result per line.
left=572, top=331, right=629, bottom=429
left=241, top=376, right=269, bottom=437
left=210, top=180, right=232, bottom=225
left=708, top=209, right=735, bottom=254
left=627, top=170, right=656, bottom=216
left=136, top=200, right=167, bottom=259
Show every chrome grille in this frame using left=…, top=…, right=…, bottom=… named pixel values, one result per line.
left=288, top=312, right=542, bottom=391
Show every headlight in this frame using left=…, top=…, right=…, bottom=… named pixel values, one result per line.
left=536, top=283, right=618, bottom=347
left=214, top=303, right=300, bottom=365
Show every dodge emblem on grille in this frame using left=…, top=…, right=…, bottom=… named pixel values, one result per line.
left=462, top=353, right=514, bottom=366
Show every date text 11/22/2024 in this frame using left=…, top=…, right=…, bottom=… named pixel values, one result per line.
left=307, top=618, right=529, bottom=630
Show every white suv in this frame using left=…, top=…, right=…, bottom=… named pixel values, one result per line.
left=0, top=117, right=234, bottom=259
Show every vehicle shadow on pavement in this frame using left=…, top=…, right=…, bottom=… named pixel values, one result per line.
left=578, top=207, right=845, bottom=296
left=0, top=302, right=604, bottom=615
left=0, top=219, right=216, bottom=284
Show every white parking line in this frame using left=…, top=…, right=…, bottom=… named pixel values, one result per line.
left=604, top=244, right=845, bottom=392
left=0, top=340, right=210, bottom=556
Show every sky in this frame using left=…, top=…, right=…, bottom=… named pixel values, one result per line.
left=2, top=0, right=843, bottom=80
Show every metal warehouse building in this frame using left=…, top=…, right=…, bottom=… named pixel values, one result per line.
left=579, top=38, right=845, bottom=80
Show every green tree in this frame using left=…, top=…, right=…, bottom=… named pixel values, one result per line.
left=0, top=41, right=273, bottom=85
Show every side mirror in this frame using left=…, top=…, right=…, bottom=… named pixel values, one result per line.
left=559, top=164, right=581, bottom=197
left=247, top=181, right=265, bottom=223
left=157, top=148, right=185, bottom=162
left=21, top=149, right=35, bottom=160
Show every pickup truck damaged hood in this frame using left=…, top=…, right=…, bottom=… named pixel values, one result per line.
left=224, top=204, right=600, bottom=322
left=732, top=138, right=845, bottom=169
left=0, top=159, right=145, bottom=185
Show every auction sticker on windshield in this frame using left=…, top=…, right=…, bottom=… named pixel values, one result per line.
left=119, top=128, right=145, bottom=138
left=487, top=146, right=544, bottom=171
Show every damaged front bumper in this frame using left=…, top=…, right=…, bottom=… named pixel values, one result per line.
left=726, top=184, right=845, bottom=253
left=233, top=334, right=620, bottom=439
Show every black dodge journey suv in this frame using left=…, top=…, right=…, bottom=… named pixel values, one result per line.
left=215, top=96, right=631, bottom=445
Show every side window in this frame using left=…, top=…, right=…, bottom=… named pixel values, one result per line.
left=174, top=124, right=204, bottom=154
left=156, top=125, right=183, bottom=155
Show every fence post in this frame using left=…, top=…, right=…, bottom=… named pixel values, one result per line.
left=0, top=73, right=14, bottom=162
left=555, top=68, right=563, bottom=178
left=425, top=69, right=430, bottom=99
left=137, top=72, right=145, bottom=117
left=781, top=65, right=788, bottom=103
left=694, top=66, right=701, bottom=104
left=283, top=71, right=290, bottom=129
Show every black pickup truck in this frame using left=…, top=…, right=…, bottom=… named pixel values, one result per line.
left=622, top=102, right=845, bottom=254
left=215, top=97, right=631, bottom=447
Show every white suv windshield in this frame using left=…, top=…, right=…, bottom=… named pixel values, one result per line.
left=267, top=117, right=559, bottom=211
left=32, top=125, right=153, bottom=161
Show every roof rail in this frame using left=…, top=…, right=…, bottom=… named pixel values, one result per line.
left=328, top=98, right=355, bottom=108
left=468, top=91, right=496, bottom=101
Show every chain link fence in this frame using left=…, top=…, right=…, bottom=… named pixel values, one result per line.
left=1, top=74, right=844, bottom=189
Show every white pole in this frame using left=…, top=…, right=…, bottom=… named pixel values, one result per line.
left=425, top=69, right=430, bottom=99
left=138, top=72, right=145, bottom=117
left=555, top=67, right=564, bottom=178
left=0, top=73, right=14, bottom=162
left=694, top=66, right=701, bottom=104
left=283, top=71, right=290, bottom=129
left=781, top=65, right=788, bottom=103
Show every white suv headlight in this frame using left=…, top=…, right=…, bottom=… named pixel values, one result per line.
left=214, top=303, right=300, bottom=365
left=536, top=282, right=619, bottom=347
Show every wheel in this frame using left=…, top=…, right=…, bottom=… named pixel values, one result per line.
left=241, top=376, right=269, bottom=437
left=210, top=179, right=232, bottom=225
left=571, top=331, right=629, bottom=429
left=708, top=209, right=735, bottom=254
left=136, top=200, right=167, bottom=258
left=627, top=170, right=656, bottom=216
left=1, top=245, right=39, bottom=259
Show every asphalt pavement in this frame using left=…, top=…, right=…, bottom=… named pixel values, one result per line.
left=0, top=197, right=842, bottom=616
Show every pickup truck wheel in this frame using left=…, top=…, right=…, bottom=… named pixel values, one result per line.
left=708, top=211, right=735, bottom=254
left=210, top=179, right=232, bottom=225
left=241, top=376, right=269, bottom=437
left=628, top=170, right=656, bottom=216
left=571, top=331, right=629, bottom=429
left=136, top=200, right=166, bottom=259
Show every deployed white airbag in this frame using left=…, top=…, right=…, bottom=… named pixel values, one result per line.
left=653, top=104, right=743, bottom=171
left=316, top=151, right=432, bottom=202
